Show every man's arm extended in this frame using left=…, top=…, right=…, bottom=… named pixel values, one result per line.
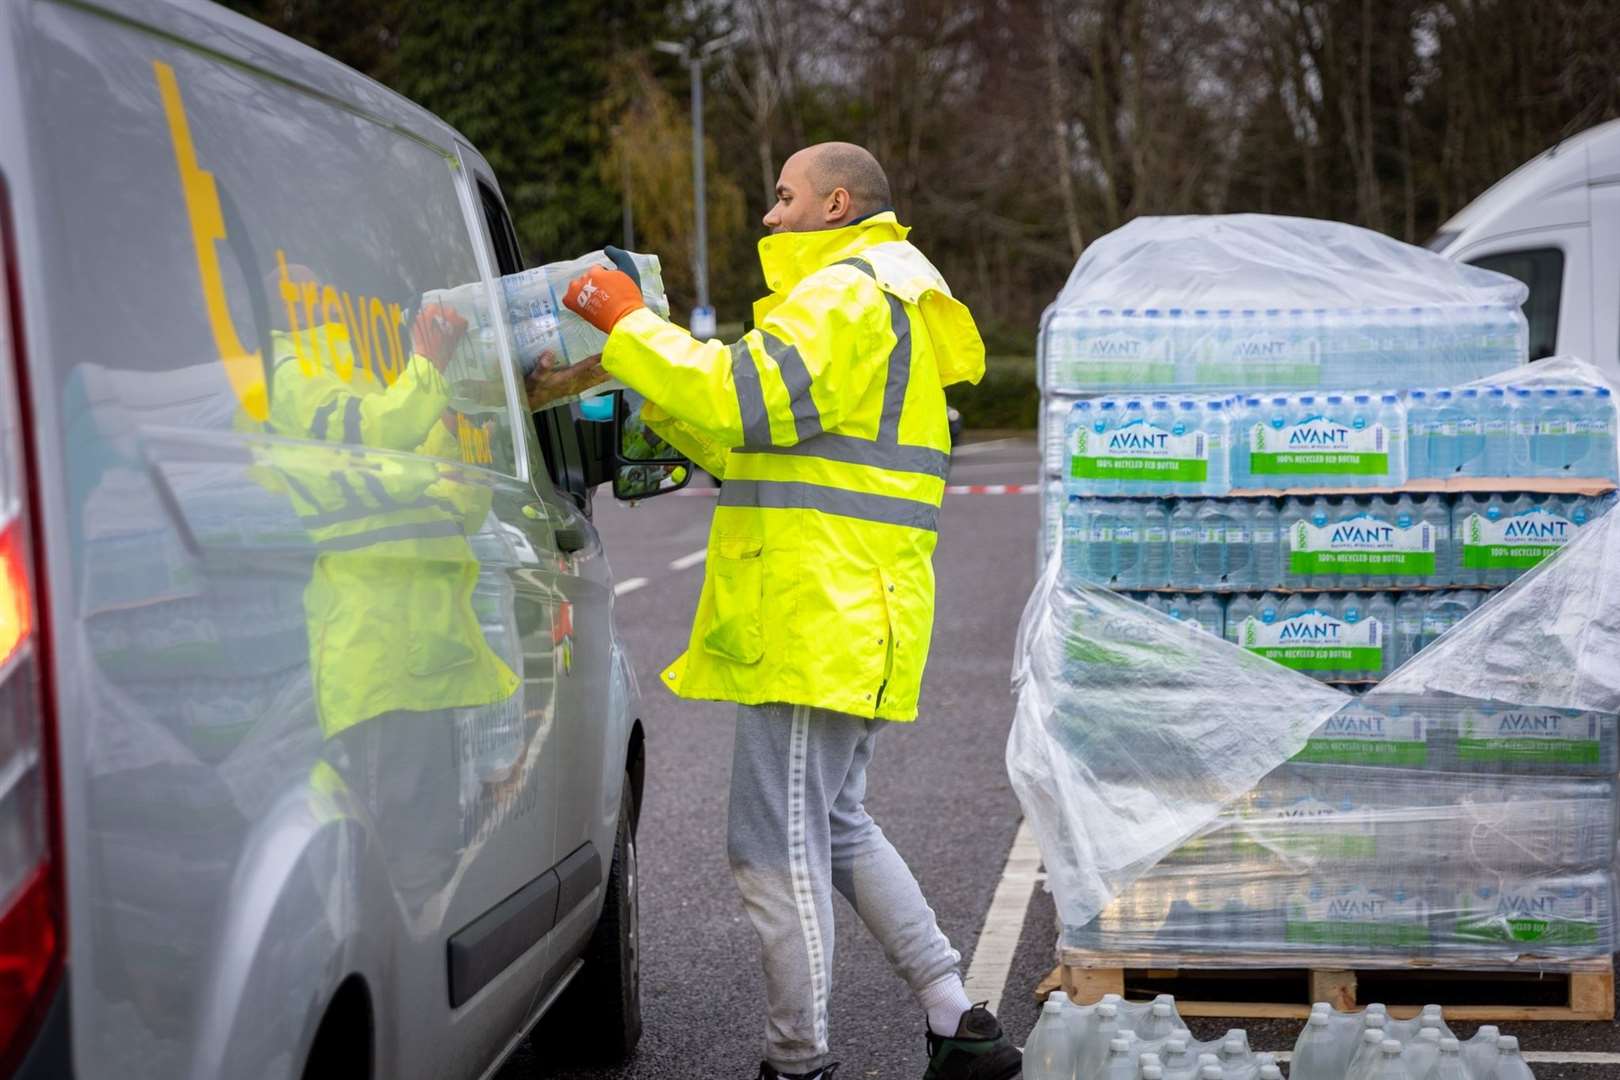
left=565, top=264, right=889, bottom=450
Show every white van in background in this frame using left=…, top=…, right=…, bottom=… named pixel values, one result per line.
left=1429, top=118, right=1620, bottom=378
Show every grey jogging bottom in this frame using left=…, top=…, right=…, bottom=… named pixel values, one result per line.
left=727, top=702, right=963, bottom=1073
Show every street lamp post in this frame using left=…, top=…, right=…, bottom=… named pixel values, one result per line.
left=654, top=33, right=741, bottom=340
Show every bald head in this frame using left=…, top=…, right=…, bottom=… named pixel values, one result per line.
left=763, top=142, right=892, bottom=234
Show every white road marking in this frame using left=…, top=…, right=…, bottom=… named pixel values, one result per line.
left=952, top=437, right=1025, bottom=457
left=668, top=548, right=707, bottom=571
left=613, top=577, right=649, bottom=596
left=964, top=817, right=1043, bottom=1015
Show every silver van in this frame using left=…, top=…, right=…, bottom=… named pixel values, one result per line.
left=0, top=0, right=689, bottom=1075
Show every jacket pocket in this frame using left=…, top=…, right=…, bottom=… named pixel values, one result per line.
left=703, top=536, right=765, bottom=664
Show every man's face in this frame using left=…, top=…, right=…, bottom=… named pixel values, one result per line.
left=762, top=152, right=839, bottom=234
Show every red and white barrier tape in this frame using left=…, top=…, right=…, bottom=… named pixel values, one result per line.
left=675, top=483, right=1039, bottom=497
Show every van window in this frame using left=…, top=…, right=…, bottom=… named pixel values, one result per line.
left=473, top=179, right=588, bottom=501
left=1468, top=248, right=1564, bottom=361
left=28, top=9, right=518, bottom=475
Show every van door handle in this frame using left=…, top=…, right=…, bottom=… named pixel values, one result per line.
left=555, top=526, right=586, bottom=554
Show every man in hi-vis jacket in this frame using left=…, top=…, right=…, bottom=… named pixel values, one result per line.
left=564, top=143, right=1020, bottom=1080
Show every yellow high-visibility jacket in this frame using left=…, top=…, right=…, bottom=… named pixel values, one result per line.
left=602, top=212, right=984, bottom=721
left=266, top=323, right=519, bottom=738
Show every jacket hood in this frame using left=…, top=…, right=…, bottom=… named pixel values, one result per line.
left=754, top=213, right=984, bottom=389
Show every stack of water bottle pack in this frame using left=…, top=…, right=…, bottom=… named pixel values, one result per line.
left=1024, top=991, right=1541, bottom=1079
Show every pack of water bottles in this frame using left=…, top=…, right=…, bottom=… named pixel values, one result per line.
left=1038, top=215, right=1528, bottom=394
left=1064, top=493, right=1617, bottom=591
left=1025, top=991, right=1540, bottom=1079
left=423, top=248, right=669, bottom=393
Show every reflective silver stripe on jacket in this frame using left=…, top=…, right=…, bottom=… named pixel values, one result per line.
left=719, top=478, right=938, bottom=532
left=732, top=433, right=949, bottom=479
left=730, top=339, right=772, bottom=447
left=759, top=332, right=824, bottom=442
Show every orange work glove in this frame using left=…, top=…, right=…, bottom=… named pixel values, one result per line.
left=563, top=266, right=645, bottom=334
left=411, top=302, right=469, bottom=370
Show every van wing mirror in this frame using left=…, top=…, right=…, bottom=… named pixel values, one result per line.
left=613, top=390, right=692, bottom=501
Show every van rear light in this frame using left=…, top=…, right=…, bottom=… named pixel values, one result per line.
left=0, top=180, right=63, bottom=1070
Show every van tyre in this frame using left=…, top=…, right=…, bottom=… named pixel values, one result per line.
left=541, top=781, right=641, bottom=1064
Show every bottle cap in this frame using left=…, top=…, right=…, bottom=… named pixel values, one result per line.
left=1440, top=1038, right=1461, bottom=1052
left=1418, top=1027, right=1442, bottom=1041
left=1098, top=1002, right=1118, bottom=1017
left=1362, top=1030, right=1384, bottom=1043
left=1111, top=1037, right=1131, bottom=1053
left=1152, top=1002, right=1172, bottom=1017
left=1307, top=1012, right=1329, bottom=1026
left=1143, top=1069, right=1163, bottom=1080
left=1041, top=999, right=1064, bottom=1014
left=1497, top=1035, right=1519, bottom=1051
left=1381, top=1039, right=1402, bottom=1054
left=1198, top=1053, right=1219, bottom=1065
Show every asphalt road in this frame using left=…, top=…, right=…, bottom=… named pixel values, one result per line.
left=502, top=435, right=1619, bottom=1079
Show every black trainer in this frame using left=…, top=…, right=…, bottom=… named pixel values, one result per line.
left=757, top=1062, right=839, bottom=1079
left=922, top=1004, right=1021, bottom=1080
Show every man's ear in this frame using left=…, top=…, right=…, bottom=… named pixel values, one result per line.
left=823, top=186, right=852, bottom=224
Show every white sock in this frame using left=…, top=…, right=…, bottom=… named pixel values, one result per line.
left=918, top=973, right=973, bottom=1036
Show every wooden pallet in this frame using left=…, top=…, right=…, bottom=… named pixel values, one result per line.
left=1054, top=949, right=1615, bottom=1022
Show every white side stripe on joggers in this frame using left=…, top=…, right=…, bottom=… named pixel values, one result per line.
left=787, top=705, right=830, bottom=1057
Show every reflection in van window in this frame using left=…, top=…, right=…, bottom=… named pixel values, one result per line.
left=1469, top=248, right=1564, bottom=361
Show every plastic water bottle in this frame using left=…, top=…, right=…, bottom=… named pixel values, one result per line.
left=1461, top=1026, right=1499, bottom=1078
left=1280, top=497, right=1308, bottom=589
left=1454, top=387, right=1485, bottom=477
left=1399, top=1004, right=1451, bottom=1042
left=1256, top=1065, right=1281, bottom=1080
left=1198, top=1066, right=1223, bottom=1080
left=1386, top=495, right=1412, bottom=586
left=1508, top=386, right=1535, bottom=477
left=1346, top=1028, right=1387, bottom=1080
left=1224, top=594, right=1254, bottom=648
left=1161, top=1039, right=1198, bottom=1080
left=1223, top=501, right=1253, bottom=590
left=1195, top=594, right=1224, bottom=638
left=1420, top=494, right=1453, bottom=585
left=1289, top=1011, right=1342, bottom=1080
left=1192, top=500, right=1225, bottom=589
left=1204, top=399, right=1231, bottom=496
left=1406, top=389, right=1431, bottom=480
left=1141, top=1062, right=1166, bottom=1080
left=1393, top=592, right=1423, bottom=670
left=1589, top=386, right=1617, bottom=480
left=1025, top=999, right=1077, bottom=1080
left=1370, top=1038, right=1408, bottom=1080
left=1338, top=599, right=1365, bottom=683
left=1431, top=1038, right=1469, bottom=1080
left=1431, top=389, right=1462, bottom=476
left=1218, top=1034, right=1253, bottom=1080
left=1534, top=387, right=1575, bottom=474
left=1490, top=1035, right=1535, bottom=1080
left=1263, top=395, right=1292, bottom=487
left=1307, top=497, right=1335, bottom=589
left=1115, top=501, right=1142, bottom=588
left=1366, top=592, right=1396, bottom=678
left=1233, top=396, right=1261, bottom=489
left=1565, top=387, right=1594, bottom=475
left=1103, top=1036, right=1139, bottom=1080
left=1084, top=1002, right=1124, bottom=1077
left=1139, top=1001, right=1178, bottom=1043
left=1085, top=499, right=1117, bottom=585
left=1346, top=393, right=1375, bottom=488
left=1402, top=1028, right=1442, bottom=1076
left=1169, top=501, right=1198, bottom=585
left=1363, top=496, right=1397, bottom=590
left=1482, top=386, right=1510, bottom=477
left=1323, top=394, right=1352, bottom=487
left=1140, top=500, right=1170, bottom=588
left=1251, top=499, right=1280, bottom=590
left=1380, top=393, right=1408, bottom=487
left=1094, top=399, right=1122, bottom=494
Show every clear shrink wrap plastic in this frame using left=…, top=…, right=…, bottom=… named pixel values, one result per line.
left=1010, top=502, right=1620, bottom=963
left=423, top=248, right=669, bottom=405
left=1038, top=215, right=1528, bottom=393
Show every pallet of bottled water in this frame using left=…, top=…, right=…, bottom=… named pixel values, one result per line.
left=1025, top=990, right=1545, bottom=1080
left=1038, top=214, right=1529, bottom=395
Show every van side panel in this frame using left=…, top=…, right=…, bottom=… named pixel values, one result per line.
left=16, top=3, right=586, bottom=1076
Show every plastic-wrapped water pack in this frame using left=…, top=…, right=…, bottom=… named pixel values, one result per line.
left=1039, top=215, right=1528, bottom=393
left=422, top=248, right=669, bottom=401
left=1011, top=503, right=1620, bottom=963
